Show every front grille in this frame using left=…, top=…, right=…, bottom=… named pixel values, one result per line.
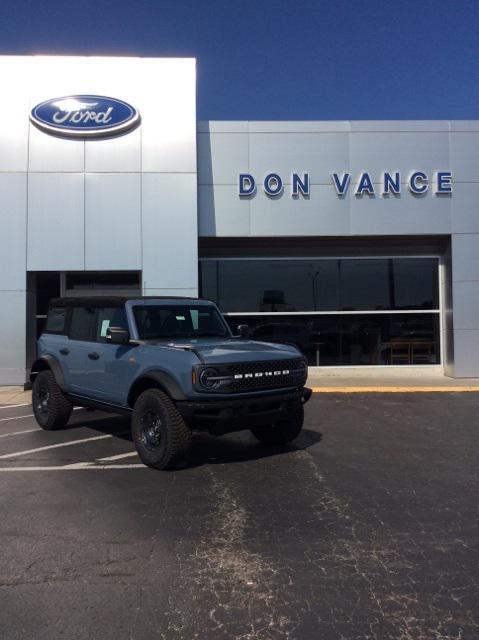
left=197, top=358, right=307, bottom=393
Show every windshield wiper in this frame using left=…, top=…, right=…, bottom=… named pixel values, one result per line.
left=145, top=332, right=228, bottom=340
left=194, top=332, right=228, bottom=337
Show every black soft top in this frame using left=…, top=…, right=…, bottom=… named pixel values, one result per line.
left=49, top=296, right=207, bottom=309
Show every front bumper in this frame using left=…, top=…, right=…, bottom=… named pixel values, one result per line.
left=176, top=386, right=312, bottom=434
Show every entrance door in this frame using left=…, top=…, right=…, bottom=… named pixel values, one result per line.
left=26, top=270, right=141, bottom=384
left=26, top=272, right=61, bottom=377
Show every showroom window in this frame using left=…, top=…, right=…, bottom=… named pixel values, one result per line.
left=199, top=257, right=441, bottom=366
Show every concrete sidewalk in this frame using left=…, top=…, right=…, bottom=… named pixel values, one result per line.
left=2, top=371, right=479, bottom=406
left=0, top=387, right=32, bottom=406
left=307, top=370, right=479, bottom=392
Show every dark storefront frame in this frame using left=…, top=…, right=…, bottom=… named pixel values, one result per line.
left=199, top=255, right=442, bottom=367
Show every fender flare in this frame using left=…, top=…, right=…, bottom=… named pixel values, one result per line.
left=30, top=355, right=67, bottom=392
left=128, top=370, right=187, bottom=406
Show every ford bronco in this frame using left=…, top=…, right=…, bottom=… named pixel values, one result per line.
left=30, top=297, right=311, bottom=469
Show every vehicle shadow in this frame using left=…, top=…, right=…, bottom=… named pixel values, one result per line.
left=184, top=428, right=323, bottom=469
left=67, top=410, right=323, bottom=468
left=67, top=410, right=133, bottom=441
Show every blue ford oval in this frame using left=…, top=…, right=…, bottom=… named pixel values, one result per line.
left=30, top=95, right=140, bottom=138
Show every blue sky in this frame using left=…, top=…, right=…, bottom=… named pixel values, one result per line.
left=1, top=0, right=478, bottom=120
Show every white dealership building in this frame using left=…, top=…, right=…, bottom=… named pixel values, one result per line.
left=0, top=55, right=478, bottom=384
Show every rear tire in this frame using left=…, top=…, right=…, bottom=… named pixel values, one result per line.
left=251, top=399, right=304, bottom=445
left=132, top=389, right=192, bottom=470
left=32, top=370, right=73, bottom=430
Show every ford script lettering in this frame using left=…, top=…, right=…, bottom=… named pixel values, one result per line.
left=30, top=95, right=140, bottom=138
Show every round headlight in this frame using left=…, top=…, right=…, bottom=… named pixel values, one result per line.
left=199, top=367, right=220, bottom=389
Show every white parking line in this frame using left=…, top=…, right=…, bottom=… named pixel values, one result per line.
left=95, top=451, right=138, bottom=462
left=0, top=414, right=34, bottom=423
left=0, top=464, right=146, bottom=471
left=0, top=432, right=128, bottom=460
left=61, top=451, right=138, bottom=468
left=0, top=406, right=85, bottom=424
left=0, top=428, right=38, bottom=439
left=0, top=403, right=31, bottom=410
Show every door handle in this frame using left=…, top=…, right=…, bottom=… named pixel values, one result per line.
left=59, top=348, right=70, bottom=355
left=88, top=352, right=100, bottom=360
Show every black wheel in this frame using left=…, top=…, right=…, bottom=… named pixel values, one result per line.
left=131, top=389, right=192, bottom=470
left=251, top=399, right=304, bottom=445
left=32, top=370, right=73, bottom=430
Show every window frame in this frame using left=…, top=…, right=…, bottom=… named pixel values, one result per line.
left=199, top=255, right=443, bottom=367
left=94, top=306, right=130, bottom=344
left=132, top=303, right=231, bottom=341
left=199, top=256, right=440, bottom=314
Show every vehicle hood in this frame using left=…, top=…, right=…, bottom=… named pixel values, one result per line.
left=145, top=338, right=302, bottom=364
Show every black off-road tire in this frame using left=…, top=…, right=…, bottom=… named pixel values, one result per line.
left=32, top=370, right=73, bottom=430
left=132, top=389, right=192, bottom=470
left=251, top=399, right=304, bottom=445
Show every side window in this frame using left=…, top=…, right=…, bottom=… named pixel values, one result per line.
left=69, top=307, right=97, bottom=341
left=96, top=307, right=129, bottom=343
left=45, top=307, right=66, bottom=334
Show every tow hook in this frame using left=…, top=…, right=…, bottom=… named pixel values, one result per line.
left=302, top=388, right=313, bottom=403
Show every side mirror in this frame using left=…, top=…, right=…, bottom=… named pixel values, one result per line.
left=107, top=327, right=130, bottom=345
left=237, top=324, right=251, bottom=339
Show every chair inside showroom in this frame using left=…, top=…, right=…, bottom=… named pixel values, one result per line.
left=410, top=340, right=434, bottom=364
left=390, top=339, right=411, bottom=365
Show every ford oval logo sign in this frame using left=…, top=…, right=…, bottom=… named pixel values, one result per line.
left=30, top=95, right=140, bottom=138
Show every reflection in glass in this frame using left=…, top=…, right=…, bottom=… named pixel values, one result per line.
left=199, top=258, right=439, bottom=312
left=225, top=314, right=440, bottom=367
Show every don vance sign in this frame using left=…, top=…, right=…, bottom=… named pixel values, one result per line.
left=239, top=171, right=453, bottom=198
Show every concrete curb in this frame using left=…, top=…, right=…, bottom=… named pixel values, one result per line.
left=0, top=387, right=32, bottom=407
left=310, top=386, right=479, bottom=393
left=2, top=374, right=479, bottom=407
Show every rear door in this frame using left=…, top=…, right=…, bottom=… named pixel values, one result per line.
left=40, top=306, right=72, bottom=386
left=67, top=306, right=99, bottom=396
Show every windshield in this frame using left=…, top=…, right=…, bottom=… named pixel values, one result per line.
left=133, top=304, right=230, bottom=340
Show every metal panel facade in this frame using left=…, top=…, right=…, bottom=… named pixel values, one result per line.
left=29, top=124, right=85, bottom=172
left=197, top=121, right=479, bottom=377
left=0, top=292, right=27, bottom=385
left=0, top=174, right=27, bottom=289
left=198, top=121, right=459, bottom=239
left=27, top=173, right=85, bottom=271
left=84, top=173, right=142, bottom=270
left=141, top=173, right=198, bottom=295
left=451, top=234, right=479, bottom=375
left=0, top=55, right=197, bottom=384
left=85, top=128, right=141, bottom=173
left=0, top=54, right=478, bottom=382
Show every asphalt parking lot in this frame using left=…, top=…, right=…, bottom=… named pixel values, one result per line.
left=0, top=392, right=478, bottom=640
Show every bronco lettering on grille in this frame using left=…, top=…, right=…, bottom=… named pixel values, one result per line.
left=233, top=369, right=290, bottom=380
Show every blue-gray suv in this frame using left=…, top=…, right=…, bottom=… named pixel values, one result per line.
left=31, top=297, right=311, bottom=469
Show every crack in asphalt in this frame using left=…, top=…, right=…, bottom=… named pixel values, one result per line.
left=162, top=464, right=295, bottom=640
left=1, top=395, right=479, bottom=640
left=160, top=446, right=479, bottom=640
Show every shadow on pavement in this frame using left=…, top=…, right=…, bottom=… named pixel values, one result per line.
left=67, top=410, right=322, bottom=469
left=184, top=428, right=323, bottom=469
left=67, top=410, right=133, bottom=441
